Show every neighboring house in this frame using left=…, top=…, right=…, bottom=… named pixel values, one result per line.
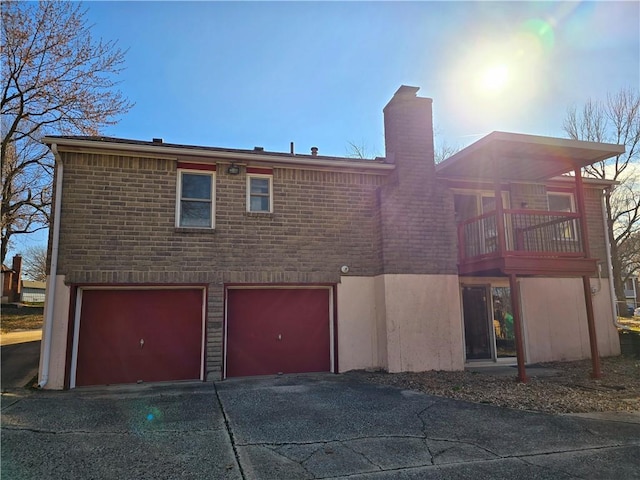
left=1, top=265, right=9, bottom=303
left=38, top=86, right=625, bottom=389
left=1, top=255, right=23, bottom=304
left=623, top=276, right=638, bottom=312
left=21, top=280, right=47, bottom=303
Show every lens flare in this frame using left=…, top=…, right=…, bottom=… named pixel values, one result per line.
left=523, top=18, right=555, bottom=53
left=145, top=407, right=162, bottom=423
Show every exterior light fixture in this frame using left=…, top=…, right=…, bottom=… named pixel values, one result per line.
left=227, top=163, right=240, bottom=175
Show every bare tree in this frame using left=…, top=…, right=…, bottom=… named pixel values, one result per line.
left=346, top=138, right=460, bottom=163
left=1, top=1, right=133, bottom=264
left=434, top=139, right=460, bottom=164
left=563, top=88, right=640, bottom=305
left=619, top=231, right=640, bottom=283
left=345, top=140, right=381, bottom=159
left=21, top=244, right=48, bottom=282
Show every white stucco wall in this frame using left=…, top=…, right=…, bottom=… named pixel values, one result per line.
left=520, top=277, right=620, bottom=364
left=336, top=274, right=464, bottom=373
left=591, top=283, right=622, bottom=356
left=38, top=275, right=71, bottom=389
left=382, top=274, right=464, bottom=373
left=337, top=276, right=382, bottom=372
left=374, top=276, right=389, bottom=371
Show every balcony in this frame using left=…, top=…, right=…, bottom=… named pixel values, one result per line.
left=457, top=209, right=598, bottom=276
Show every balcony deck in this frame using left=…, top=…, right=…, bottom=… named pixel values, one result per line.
left=457, top=209, right=598, bottom=276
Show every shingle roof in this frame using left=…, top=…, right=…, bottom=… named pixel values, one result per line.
left=43, top=135, right=388, bottom=164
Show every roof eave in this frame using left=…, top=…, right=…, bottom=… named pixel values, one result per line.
left=42, top=137, right=394, bottom=173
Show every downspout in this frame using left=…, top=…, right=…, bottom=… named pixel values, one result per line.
left=38, top=144, right=63, bottom=388
left=602, top=188, right=628, bottom=330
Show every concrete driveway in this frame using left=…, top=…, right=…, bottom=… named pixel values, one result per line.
left=2, top=373, right=640, bottom=479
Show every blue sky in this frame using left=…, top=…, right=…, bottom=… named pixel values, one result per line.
left=85, top=0, right=639, bottom=156
left=9, top=0, right=640, bottom=255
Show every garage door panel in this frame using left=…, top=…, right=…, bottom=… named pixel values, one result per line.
left=75, top=289, right=203, bottom=387
left=226, top=288, right=331, bottom=378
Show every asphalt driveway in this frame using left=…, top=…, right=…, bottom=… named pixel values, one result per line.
left=1, top=339, right=41, bottom=389
left=2, top=373, right=640, bottom=479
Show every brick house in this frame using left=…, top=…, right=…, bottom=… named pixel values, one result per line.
left=38, top=86, right=624, bottom=389
left=1, top=255, right=23, bottom=304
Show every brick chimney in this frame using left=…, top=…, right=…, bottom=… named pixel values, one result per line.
left=383, top=85, right=435, bottom=184
left=11, top=255, right=22, bottom=302
left=379, top=86, right=457, bottom=275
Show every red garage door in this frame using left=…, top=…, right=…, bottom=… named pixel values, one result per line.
left=226, top=288, right=331, bottom=378
left=75, top=289, right=203, bottom=387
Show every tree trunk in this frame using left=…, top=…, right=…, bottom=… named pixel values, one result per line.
left=1, top=232, right=9, bottom=267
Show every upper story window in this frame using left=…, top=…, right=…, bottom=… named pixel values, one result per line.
left=548, top=191, right=576, bottom=240
left=548, top=192, right=574, bottom=213
left=246, top=168, right=273, bottom=213
left=453, top=191, right=510, bottom=222
left=176, top=165, right=216, bottom=228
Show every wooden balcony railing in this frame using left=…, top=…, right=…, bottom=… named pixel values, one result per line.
left=457, top=209, right=585, bottom=263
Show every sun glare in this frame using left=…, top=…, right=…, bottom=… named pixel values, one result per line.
left=446, top=16, right=558, bottom=130
left=480, top=64, right=509, bottom=92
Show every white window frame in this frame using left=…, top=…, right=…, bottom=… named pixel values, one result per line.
left=547, top=191, right=575, bottom=213
left=246, top=173, right=273, bottom=213
left=547, top=191, right=576, bottom=240
left=176, top=169, right=216, bottom=228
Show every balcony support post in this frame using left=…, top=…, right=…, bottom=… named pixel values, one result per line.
left=582, top=275, right=602, bottom=378
left=573, top=167, right=591, bottom=258
left=574, top=168, right=601, bottom=378
left=493, top=164, right=506, bottom=255
left=508, top=273, right=528, bottom=383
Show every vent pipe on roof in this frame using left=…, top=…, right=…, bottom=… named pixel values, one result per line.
left=290, top=142, right=295, bottom=155
left=311, top=146, right=318, bottom=156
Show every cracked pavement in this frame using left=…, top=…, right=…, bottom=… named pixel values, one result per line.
left=2, top=374, right=640, bottom=479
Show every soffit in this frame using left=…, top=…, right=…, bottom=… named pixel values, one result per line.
left=436, top=132, right=625, bottom=182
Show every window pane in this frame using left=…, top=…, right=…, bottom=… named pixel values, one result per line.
left=182, top=173, right=212, bottom=200
left=250, top=196, right=270, bottom=212
left=481, top=196, right=496, bottom=213
left=250, top=177, right=270, bottom=195
left=549, top=194, right=572, bottom=212
left=180, top=200, right=211, bottom=227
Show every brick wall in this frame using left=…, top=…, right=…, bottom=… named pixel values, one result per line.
left=56, top=151, right=385, bottom=378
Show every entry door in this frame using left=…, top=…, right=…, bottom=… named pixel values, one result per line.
left=462, top=286, right=492, bottom=360
left=225, top=288, right=331, bottom=378
left=462, top=285, right=517, bottom=362
left=491, top=287, right=516, bottom=358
